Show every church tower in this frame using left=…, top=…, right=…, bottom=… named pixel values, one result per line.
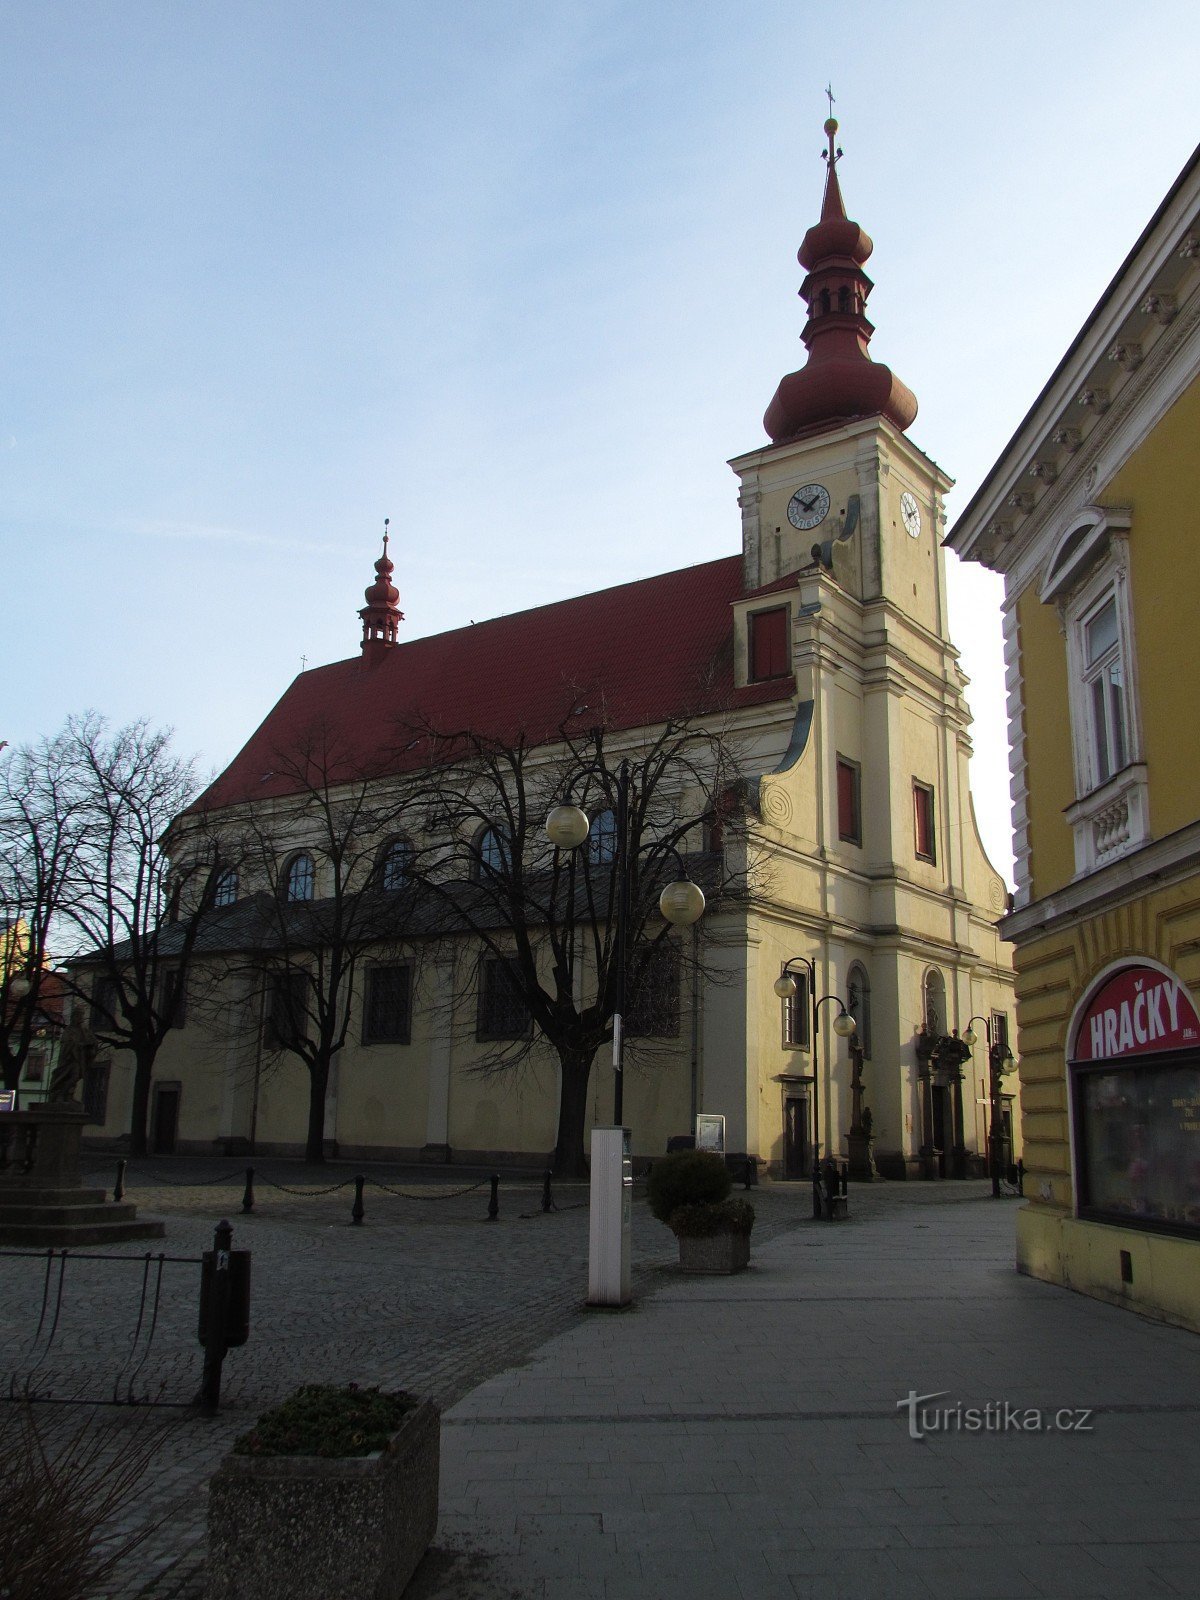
left=725, top=113, right=1013, bottom=1181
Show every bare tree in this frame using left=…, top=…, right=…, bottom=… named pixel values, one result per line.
left=214, top=724, right=414, bottom=1163
left=394, top=715, right=753, bottom=1177
left=19, top=715, right=227, bottom=1153
left=0, top=731, right=90, bottom=1097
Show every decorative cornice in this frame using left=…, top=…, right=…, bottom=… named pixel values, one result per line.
left=1140, top=291, right=1177, bottom=325
left=1077, top=385, right=1110, bottom=413
left=1050, top=426, right=1082, bottom=453
left=1028, top=460, right=1057, bottom=485
left=1107, top=340, right=1143, bottom=372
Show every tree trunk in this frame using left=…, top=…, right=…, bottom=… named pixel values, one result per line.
left=305, top=1057, right=330, bottom=1163
left=129, top=1047, right=155, bottom=1157
left=553, top=1045, right=597, bottom=1178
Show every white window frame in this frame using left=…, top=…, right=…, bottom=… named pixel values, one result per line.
left=782, top=968, right=811, bottom=1051
left=1041, top=506, right=1148, bottom=877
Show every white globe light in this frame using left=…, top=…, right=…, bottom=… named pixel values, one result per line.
left=659, top=879, right=705, bottom=926
left=545, top=805, right=590, bottom=851
left=773, top=973, right=798, bottom=1000
left=963, top=1026, right=978, bottom=1048
left=833, top=1011, right=856, bottom=1038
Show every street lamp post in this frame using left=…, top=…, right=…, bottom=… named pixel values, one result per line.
left=545, top=761, right=706, bottom=1127
left=962, top=1014, right=1016, bottom=1198
left=773, top=957, right=856, bottom=1213
left=546, top=771, right=706, bottom=1310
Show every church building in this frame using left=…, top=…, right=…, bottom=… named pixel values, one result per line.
left=90, top=119, right=1015, bottom=1177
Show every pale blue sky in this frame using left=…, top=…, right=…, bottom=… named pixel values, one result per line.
left=3, top=1, right=1197, bottom=881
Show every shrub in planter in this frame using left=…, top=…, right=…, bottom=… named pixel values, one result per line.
left=207, top=1384, right=439, bottom=1600
left=667, top=1198, right=755, bottom=1240
left=669, top=1199, right=755, bottom=1274
left=646, top=1150, right=731, bottom=1223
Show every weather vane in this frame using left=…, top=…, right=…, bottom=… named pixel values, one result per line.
left=823, top=84, right=842, bottom=169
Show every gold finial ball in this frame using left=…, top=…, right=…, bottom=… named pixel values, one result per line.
left=824, top=117, right=838, bottom=135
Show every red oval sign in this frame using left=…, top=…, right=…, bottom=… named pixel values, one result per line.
left=1072, top=965, right=1200, bottom=1061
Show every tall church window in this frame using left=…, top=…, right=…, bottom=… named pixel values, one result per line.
left=913, top=781, right=936, bottom=863
left=847, top=963, right=871, bottom=1058
left=378, top=836, right=413, bottom=892
left=782, top=967, right=811, bottom=1050
left=750, top=607, right=789, bottom=682
left=214, top=868, right=239, bottom=907
left=283, top=853, right=315, bottom=902
left=363, top=965, right=412, bottom=1044
left=475, top=826, right=511, bottom=880
left=837, top=757, right=861, bottom=845
left=588, top=808, right=618, bottom=864
left=264, top=971, right=308, bottom=1051
left=477, top=956, right=531, bottom=1040
left=627, top=943, right=681, bottom=1038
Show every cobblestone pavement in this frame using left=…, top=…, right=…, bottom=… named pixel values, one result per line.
left=2, top=1154, right=852, bottom=1598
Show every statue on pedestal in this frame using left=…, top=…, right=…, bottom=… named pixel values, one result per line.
left=48, top=1008, right=97, bottom=1106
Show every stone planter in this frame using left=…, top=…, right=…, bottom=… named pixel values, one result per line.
left=206, top=1397, right=439, bottom=1600
left=677, top=1230, right=750, bottom=1274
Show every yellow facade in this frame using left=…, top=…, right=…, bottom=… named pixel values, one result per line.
left=948, top=148, right=1200, bottom=1330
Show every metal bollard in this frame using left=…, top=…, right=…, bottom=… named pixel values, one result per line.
left=241, top=1166, right=255, bottom=1214
left=114, top=1158, right=127, bottom=1203
left=812, top=1168, right=822, bottom=1220
left=198, top=1219, right=233, bottom=1417
left=742, top=1156, right=756, bottom=1191
left=352, top=1174, right=366, bottom=1225
left=541, top=1169, right=553, bottom=1213
left=1017, top=1158, right=1025, bottom=1197
left=487, top=1173, right=499, bottom=1221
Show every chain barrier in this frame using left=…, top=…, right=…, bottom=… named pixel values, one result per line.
left=92, top=1159, right=603, bottom=1226
left=253, top=1176, right=355, bottom=1197
left=84, top=1162, right=246, bottom=1190
left=365, top=1176, right=491, bottom=1201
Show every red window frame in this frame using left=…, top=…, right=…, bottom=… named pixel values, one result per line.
left=749, top=607, right=789, bottom=681
left=836, top=757, right=861, bottom=844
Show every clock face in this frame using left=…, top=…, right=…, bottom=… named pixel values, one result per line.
left=901, top=491, right=922, bottom=539
left=787, top=484, right=831, bottom=532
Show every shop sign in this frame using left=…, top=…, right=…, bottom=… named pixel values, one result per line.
left=1073, top=964, right=1200, bottom=1061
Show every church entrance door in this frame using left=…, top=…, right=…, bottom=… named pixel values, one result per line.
left=784, top=1097, right=809, bottom=1179
left=931, top=1085, right=949, bottom=1179
left=152, top=1086, right=180, bottom=1155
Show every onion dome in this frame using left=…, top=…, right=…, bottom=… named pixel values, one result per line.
left=764, top=116, right=917, bottom=444
left=359, top=519, right=404, bottom=660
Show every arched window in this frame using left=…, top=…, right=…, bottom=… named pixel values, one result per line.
left=923, top=968, right=946, bottom=1035
left=378, top=837, right=412, bottom=892
left=588, top=808, right=618, bottom=864
left=838, top=285, right=852, bottom=313
left=283, top=853, right=315, bottom=903
left=475, top=825, right=510, bottom=880
left=847, top=962, right=872, bottom=1058
left=214, top=868, right=239, bottom=907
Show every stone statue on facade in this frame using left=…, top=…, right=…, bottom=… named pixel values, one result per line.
left=48, top=1008, right=98, bottom=1105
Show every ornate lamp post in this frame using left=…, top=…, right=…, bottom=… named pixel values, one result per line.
left=962, top=1015, right=1016, bottom=1198
left=545, top=760, right=706, bottom=1126
left=773, top=957, right=855, bottom=1211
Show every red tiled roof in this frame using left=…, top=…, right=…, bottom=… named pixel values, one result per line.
left=200, top=556, right=793, bottom=808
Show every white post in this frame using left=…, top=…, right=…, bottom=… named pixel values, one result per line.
left=587, top=1126, right=632, bottom=1307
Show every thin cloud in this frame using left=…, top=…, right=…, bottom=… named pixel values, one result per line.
left=119, top=517, right=345, bottom=556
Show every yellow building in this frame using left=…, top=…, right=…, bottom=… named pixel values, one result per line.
left=948, top=144, right=1200, bottom=1328
left=90, top=121, right=1014, bottom=1178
